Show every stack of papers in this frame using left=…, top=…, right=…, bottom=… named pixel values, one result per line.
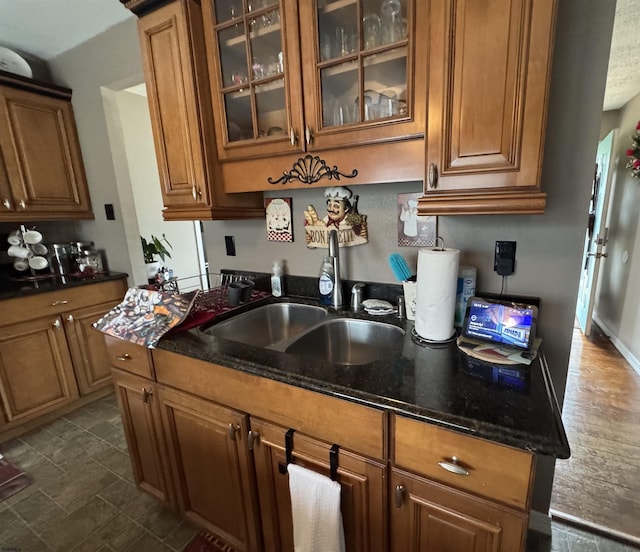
left=456, top=335, right=542, bottom=366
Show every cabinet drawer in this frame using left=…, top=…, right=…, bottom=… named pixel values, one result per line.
left=1, top=279, right=127, bottom=327
left=105, top=336, right=155, bottom=379
left=393, top=415, right=534, bottom=509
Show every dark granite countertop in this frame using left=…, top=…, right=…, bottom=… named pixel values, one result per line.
left=0, top=271, right=129, bottom=301
left=157, top=291, right=570, bottom=459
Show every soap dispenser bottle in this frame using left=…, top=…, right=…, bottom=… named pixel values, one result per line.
left=318, top=255, right=334, bottom=305
left=271, top=260, right=284, bottom=297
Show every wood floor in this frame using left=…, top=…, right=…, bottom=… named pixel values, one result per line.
left=550, top=323, right=640, bottom=545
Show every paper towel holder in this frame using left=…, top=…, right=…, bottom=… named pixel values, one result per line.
left=432, top=236, right=445, bottom=251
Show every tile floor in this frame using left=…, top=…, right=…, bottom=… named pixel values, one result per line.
left=0, top=393, right=638, bottom=552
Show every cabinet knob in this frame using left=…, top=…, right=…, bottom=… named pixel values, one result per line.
left=228, top=423, right=239, bottom=442
left=2, top=198, right=10, bottom=210
left=247, top=430, right=260, bottom=450
left=114, top=353, right=132, bottom=362
left=437, top=456, right=470, bottom=476
left=290, top=127, right=298, bottom=146
left=51, top=300, right=69, bottom=306
left=53, top=319, right=62, bottom=329
left=428, top=163, right=438, bottom=189
left=305, top=126, right=313, bottom=146
left=394, top=485, right=405, bottom=508
left=141, top=387, right=153, bottom=403
left=191, top=185, right=202, bottom=201
left=18, top=199, right=26, bottom=209
left=66, top=314, right=75, bottom=323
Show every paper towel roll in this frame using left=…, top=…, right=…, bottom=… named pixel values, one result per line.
left=415, top=248, right=460, bottom=341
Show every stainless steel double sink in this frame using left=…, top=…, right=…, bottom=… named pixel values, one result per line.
left=205, top=302, right=405, bottom=366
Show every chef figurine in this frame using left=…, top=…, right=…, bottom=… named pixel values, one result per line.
left=323, top=186, right=354, bottom=229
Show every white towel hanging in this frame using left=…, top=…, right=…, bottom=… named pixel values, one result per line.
left=287, top=463, right=346, bottom=552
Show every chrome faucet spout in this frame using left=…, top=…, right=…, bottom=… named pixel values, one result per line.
left=328, top=229, right=343, bottom=308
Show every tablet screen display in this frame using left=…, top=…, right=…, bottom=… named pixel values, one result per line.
left=463, top=297, right=537, bottom=350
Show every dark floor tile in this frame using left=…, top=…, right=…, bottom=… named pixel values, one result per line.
left=11, top=489, right=67, bottom=532
left=134, top=502, right=184, bottom=540
left=21, top=429, right=65, bottom=458
left=98, top=478, right=157, bottom=520
left=46, top=431, right=113, bottom=468
left=69, top=513, right=144, bottom=552
left=63, top=407, right=103, bottom=431
left=40, top=496, right=117, bottom=552
left=164, top=520, right=200, bottom=551
left=89, top=420, right=126, bottom=446
left=92, top=446, right=135, bottom=482
left=122, top=531, right=175, bottom=552
left=45, top=416, right=87, bottom=441
left=0, top=508, right=48, bottom=551
left=41, top=459, right=119, bottom=510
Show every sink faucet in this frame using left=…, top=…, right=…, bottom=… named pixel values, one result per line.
left=328, top=229, right=343, bottom=308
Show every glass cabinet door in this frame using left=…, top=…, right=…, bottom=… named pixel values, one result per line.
left=306, top=0, right=420, bottom=149
left=204, top=0, right=303, bottom=159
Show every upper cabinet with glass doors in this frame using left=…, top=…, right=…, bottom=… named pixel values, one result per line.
left=201, top=0, right=425, bottom=161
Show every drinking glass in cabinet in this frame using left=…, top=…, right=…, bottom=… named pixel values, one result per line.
left=215, top=0, right=242, bottom=23
left=363, top=13, right=382, bottom=50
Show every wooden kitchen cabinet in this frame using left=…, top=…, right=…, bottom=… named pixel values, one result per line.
left=137, top=0, right=265, bottom=221
left=390, top=468, right=528, bottom=552
left=0, top=70, right=93, bottom=221
left=0, top=315, right=79, bottom=428
left=201, top=0, right=425, bottom=160
left=158, top=385, right=262, bottom=552
left=111, top=367, right=174, bottom=506
left=419, top=0, right=557, bottom=215
left=250, top=417, right=387, bottom=552
left=0, top=278, right=127, bottom=442
left=391, top=415, right=534, bottom=551
left=65, top=300, right=122, bottom=395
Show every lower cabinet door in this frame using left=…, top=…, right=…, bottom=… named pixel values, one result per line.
left=157, top=386, right=262, bottom=552
left=111, top=368, right=173, bottom=506
left=0, top=315, right=79, bottom=427
left=390, top=468, right=528, bottom=552
left=65, top=300, right=121, bottom=395
left=250, top=418, right=387, bottom=552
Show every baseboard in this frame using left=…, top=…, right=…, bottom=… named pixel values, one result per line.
left=550, top=509, right=640, bottom=547
left=528, top=510, right=552, bottom=535
left=593, top=315, right=640, bottom=376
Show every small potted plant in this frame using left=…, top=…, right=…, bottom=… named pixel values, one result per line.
left=141, top=234, right=172, bottom=280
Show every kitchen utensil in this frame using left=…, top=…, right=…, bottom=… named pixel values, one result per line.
left=8, top=245, right=32, bottom=259
left=13, top=259, right=28, bottom=271
left=388, top=253, right=412, bottom=281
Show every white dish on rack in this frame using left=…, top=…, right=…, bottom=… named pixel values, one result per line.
left=0, top=47, right=32, bottom=78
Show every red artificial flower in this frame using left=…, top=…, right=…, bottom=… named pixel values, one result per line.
left=628, top=148, right=636, bottom=156
left=637, top=120, right=640, bottom=130
left=634, top=159, right=640, bottom=168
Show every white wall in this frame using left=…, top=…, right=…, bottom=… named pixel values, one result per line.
left=114, top=90, right=202, bottom=284
left=594, top=91, right=640, bottom=372
left=45, top=0, right=616, bottom=516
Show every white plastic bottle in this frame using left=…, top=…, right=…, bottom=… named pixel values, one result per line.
left=271, top=260, right=283, bottom=297
left=318, top=255, right=334, bottom=305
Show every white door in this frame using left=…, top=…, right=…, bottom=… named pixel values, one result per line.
left=576, top=130, right=616, bottom=335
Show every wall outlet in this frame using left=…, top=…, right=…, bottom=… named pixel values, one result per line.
left=225, top=235, right=236, bottom=256
left=494, top=240, right=516, bottom=275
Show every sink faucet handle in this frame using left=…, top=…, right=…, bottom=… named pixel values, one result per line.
left=351, top=283, right=365, bottom=311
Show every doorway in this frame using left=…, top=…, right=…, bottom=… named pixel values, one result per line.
left=101, top=82, right=207, bottom=286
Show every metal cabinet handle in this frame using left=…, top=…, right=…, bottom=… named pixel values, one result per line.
left=66, top=314, right=75, bottom=323
left=394, top=485, right=405, bottom=508
left=2, top=198, right=10, bottom=210
left=51, top=300, right=69, bottom=306
left=247, top=430, right=260, bottom=450
left=290, top=127, right=298, bottom=146
left=18, top=199, right=26, bottom=209
left=191, top=185, right=202, bottom=201
left=305, top=126, right=313, bottom=146
left=587, top=252, right=608, bottom=258
left=114, top=353, right=132, bottom=362
left=428, top=163, right=438, bottom=189
left=53, top=319, right=62, bottom=329
left=228, top=423, right=239, bottom=442
left=142, top=388, right=153, bottom=403
left=437, top=456, right=470, bottom=476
